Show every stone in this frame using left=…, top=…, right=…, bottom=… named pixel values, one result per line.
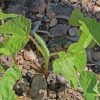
left=46, top=3, right=73, bottom=19
left=86, top=49, right=93, bottom=62
left=29, top=0, right=46, bottom=14
left=6, top=0, right=29, bottom=15
left=49, top=24, right=68, bottom=36
left=93, top=51, right=100, bottom=61
left=70, top=0, right=79, bottom=3
left=68, top=27, right=79, bottom=37
left=96, top=0, right=100, bottom=6
left=23, top=50, right=38, bottom=61
left=29, top=74, right=47, bottom=100
left=93, top=5, right=100, bottom=13
left=48, top=36, right=69, bottom=52
left=96, top=11, right=100, bottom=19
left=54, top=0, right=59, bottom=2
left=49, top=18, right=58, bottom=27
left=36, top=13, right=43, bottom=18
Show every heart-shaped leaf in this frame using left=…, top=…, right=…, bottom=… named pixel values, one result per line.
left=0, top=64, right=21, bottom=100
left=80, top=71, right=97, bottom=100
left=53, top=51, right=78, bottom=89
left=0, top=15, right=31, bottom=55
left=67, top=43, right=87, bottom=72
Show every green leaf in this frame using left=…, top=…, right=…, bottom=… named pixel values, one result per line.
left=7, top=90, right=17, bottom=100
left=78, top=20, right=93, bottom=49
left=69, top=8, right=100, bottom=45
left=85, top=93, right=96, bottom=100
left=68, top=8, right=84, bottom=27
left=88, top=40, right=96, bottom=49
left=34, top=33, right=50, bottom=60
left=80, top=71, right=97, bottom=93
left=0, top=64, right=21, bottom=100
left=0, top=15, right=31, bottom=55
left=67, top=43, right=87, bottom=72
left=80, top=71, right=97, bottom=100
left=0, top=65, right=4, bottom=72
left=93, top=81, right=100, bottom=94
left=98, top=82, right=100, bottom=93
left=0, top=11, right=18, bottom=21
left=53, top=51, right=78, bottom=89
left=0, top=15, right=31, bottom=35
left=85, top=19, right=100, bottom=45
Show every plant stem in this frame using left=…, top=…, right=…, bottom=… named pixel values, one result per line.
left=12, top=55, right=18, bottom=65
left=29, top=35, right=43, bottom=54
left=44, top=59, right=49, bottom=79
left=96, top=94, right=100, bottom=97
left=29, top=35, right=49, bottom=78
left=1, top=20, right=4, bottom=24
left=50, top=52, right=59, bottom=57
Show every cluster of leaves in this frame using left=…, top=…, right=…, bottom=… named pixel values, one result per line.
left=30, top=9, right=100, bottom=100
left=0, top=9, right=100, bottom=100
left=53, top=9, right=100, bottom=100
left=0, top=11, right=51, bottom=99
left=0, top=12, right=31, bottom=99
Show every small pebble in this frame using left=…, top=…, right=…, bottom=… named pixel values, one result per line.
left=96, top=0, right=100, bottom=6
left=93, top=51, right=100, bottom=60
left=49, top=18, right=57, bottom=27
left=68, top=27, right=78, bottom=37
left=96, top=11, right=100, bottom=19
left=23, top=50, right=37, bottom=61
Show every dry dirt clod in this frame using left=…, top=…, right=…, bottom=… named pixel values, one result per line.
left=14, top=78, right=30, bottom=96
left=23, top=50, right=38, bottom=61
left=17, top=96, right=32, bottom=100
left=0, top=56, right=14, bottom=67
left=17, top=55, right=25, bottom=65
left=48, top=91, right=56, bottom=99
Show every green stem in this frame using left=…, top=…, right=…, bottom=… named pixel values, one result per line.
left=12, top=55, right=18, bottom=65
left=29, top=35, right=44, bottom=55
left=12, top=55, right=19, bottom=71
left=29, top=35, right=49, bottom=78
left=44, top=59, right=49, bottom=79
left=50, top=52, right=59, bottom=57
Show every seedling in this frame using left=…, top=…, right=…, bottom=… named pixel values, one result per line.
left=0, top=11, right=50, bottom=99
left=0, top=9, right=100, bottom=100
left=53, top=9, right=100, bottom=100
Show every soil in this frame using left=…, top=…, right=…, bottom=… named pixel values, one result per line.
left=0, top=0, right=100, bottom=100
